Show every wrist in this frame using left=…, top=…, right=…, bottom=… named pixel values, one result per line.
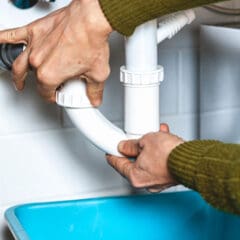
left=79, top=0, right=113, bottom=36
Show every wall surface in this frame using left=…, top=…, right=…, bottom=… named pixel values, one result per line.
left=0, top=0, right=240, bottom=239
left=200, top=24, right=240, bottom=142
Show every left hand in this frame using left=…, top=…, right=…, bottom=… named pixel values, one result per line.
left=106, top=124, right=184, bottom=192
left=0, top=0, right=112, bottom=105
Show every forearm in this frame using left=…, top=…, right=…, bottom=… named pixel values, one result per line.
left=168, top=140, right=240, bottom=215
left=99, top=0, right=228, bottom=36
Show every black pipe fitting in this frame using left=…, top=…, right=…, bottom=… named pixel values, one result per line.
left=11, top=0, right=55, bottom=9
left=0, top=43, right=24, bottom=72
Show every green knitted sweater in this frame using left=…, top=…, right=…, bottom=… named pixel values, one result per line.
left=99, top=0, right=226, bottom=36
left=169, top=140, right=240, bottom=215
left=98, top=0, right=240, bottom=215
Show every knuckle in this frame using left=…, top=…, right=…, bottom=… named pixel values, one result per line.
left=139, top=138, right=146, bottom=148
left=128, top=169, right=143, bottom=188
left=94, top=66, right=110, bottom=82
left=28, top=24, right=43, bottom=37
left=129, top=174, right=142, bottom=188
left=140, top=133, right=154, bottom=144
left=37, top=68, right=59, bottom=88
left=94, top=75, right=105, bottom=83
left=122, top=161, right=131, bottom=175
left=26, top=26, right=34, bottom=41
left=6, top=30, right=17, bottom=41
left=29, top=52, right=40, bottom=67
left=37, top=68, right=49, bottom=84
left=104, top=65, right=111, bottom=78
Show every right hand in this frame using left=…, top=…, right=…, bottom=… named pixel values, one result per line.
left=106, top=124, right=184, bottom=192
left=0, top=0, right=113, bottom=105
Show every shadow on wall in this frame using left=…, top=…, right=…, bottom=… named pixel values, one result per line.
left=0, top=71, right=62, bottom=135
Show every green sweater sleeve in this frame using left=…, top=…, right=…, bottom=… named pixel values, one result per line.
left=99, top=0, right=227, bottom=36
left=168, top=140, right=240, bottom=215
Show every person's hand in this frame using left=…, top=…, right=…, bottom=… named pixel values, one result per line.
left=106, top=124, right=184, bottom=192
left=0, top=0, right=112, bottom=105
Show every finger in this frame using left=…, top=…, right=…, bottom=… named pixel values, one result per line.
left=12, top=47, right=30, bottom=90
left=160, top=123, right=170, bottom=133
left=86, top=44, right=110, bottom=82
left=86, top=81, right=105, bottom=107
left=28, top=20, right=65, bottom=68
left=29, top=40, right=55, bottom=69
left=0, top=27, right=28, bottom=44
left=118, top=140, right=140, bottom=157
left=106, top=155, right=134, bottom=179
left=37, top=83, right=56, bottom=102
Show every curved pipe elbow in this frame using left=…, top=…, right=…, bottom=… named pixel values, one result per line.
left=66, top=108, right=129, bottom=157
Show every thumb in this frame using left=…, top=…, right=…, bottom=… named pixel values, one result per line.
left=86, top=81, right=105, bottom=107
left=118, top=140, right=140, bottom=157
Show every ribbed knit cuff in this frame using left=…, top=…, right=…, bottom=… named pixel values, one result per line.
left=99, top=0, right=226, bottom=36
left=168, top=140, right=221, bottom=190
left=99, top=0, right=167, bottom=36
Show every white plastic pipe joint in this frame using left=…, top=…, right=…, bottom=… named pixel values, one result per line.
left=56, top=10, right=195, bottom=157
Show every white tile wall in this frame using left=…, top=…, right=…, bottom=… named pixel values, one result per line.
left=159, top=49, right=180, bottom=115
left=200, top=25, right=240, bottom=112
left=0, top=128, right=130, bottom=207
left=0, top=72, right=62, bottom=135
left=201, top=108, right=240, bottom=142
left=0, top=0, right=240, bottom=239
left=200, top=24, right=240, bottom=142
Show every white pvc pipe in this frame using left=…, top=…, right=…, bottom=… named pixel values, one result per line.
left=125, top=20, right=158, bottom=71
left=66, top=108, right=127, bottom=157
left=57, top=80, right=128, bottom=157
left=123, top=20, right=160, bottom=137
left=124, top=84, right=160, bottom=136
left=57, top=12, right=195, bottom=156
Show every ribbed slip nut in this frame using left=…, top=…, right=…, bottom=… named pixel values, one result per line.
left=57, top=92, right=92, bottom=108
left=120, top=66, right=164, bottom=85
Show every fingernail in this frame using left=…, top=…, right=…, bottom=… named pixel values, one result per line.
left=118, top=141, right=125, bottom=151
left=92, top=99, right=102, bottom=107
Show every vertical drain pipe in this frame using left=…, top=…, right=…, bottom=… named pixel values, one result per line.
left=121, top=20, right=163, bottom=138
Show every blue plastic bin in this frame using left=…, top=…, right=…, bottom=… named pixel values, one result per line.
left=5, top=191, right=240, bottom=240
